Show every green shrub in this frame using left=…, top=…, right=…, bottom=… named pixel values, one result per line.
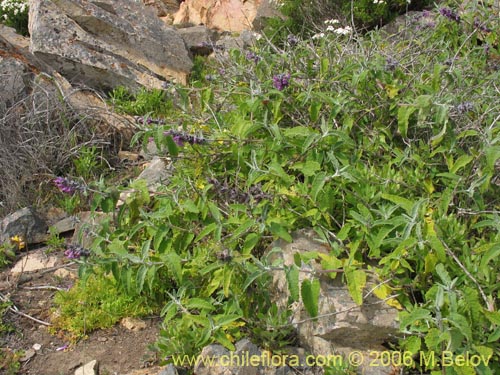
left=52, top=1, right=500, bottom=372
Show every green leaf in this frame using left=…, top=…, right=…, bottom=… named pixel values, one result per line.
left=310, top=172, right=326, bottom=202
left=136, top=265, right=147, bottom=294
left=284, top=126, right=313, bottom=138
left=161, top=301, right=177, bottom=322
left=213, top=330, right=235, bottom=351
left=229, top=219, right=255, bottom=242
left=301, top=278, right=320, bottom=318
left=381, top=193, right=414, bottom=214
left=182, top=199, right=199, bottom=213
left=400, top=307, right=432, bottom=330
left=285, top=265, right=300, bottom=302
left=309, top=102, right=322, bottom=122
left=448, top=313, right=472, bottom=341
left=165, top=135, right=179, bottom=156
left=185, top=298, right=216, bottom=312
left=242, top=233, right=260, bottom=255
left=223, top=265, right=233, bottom=297
left=397, top=105, right=416, bottom=138
left=270, top=222, right=293, bottom=242
left=479, top=243, right=500, bottom=276
left=164, top=252, right=183, bottom=283
left=194, top=222, right=218, bottom=243
left=290, top=160, right=321, bottom=177
left=214, top=314, right=241, bottom=328
left=345, top=268, right=366, bottom=305
left=449, top=155, right=473, bottom=174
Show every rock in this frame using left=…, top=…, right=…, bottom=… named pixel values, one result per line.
left=50, top=215, right=81, bottom=234
left=19, top=348, right=36, bottom=362
left=143, top=0, right=181, bottom=17
left=125, top=365, right=177, bottom=375
left=0, top=51, right=31, bottom=113
left=53, top=267, right=78, bottom=280
left=195, top=339, right=315, bottom=375
left=270, top=231, right=400, bottom=375
left=121, top=317, right=147, bottom=331
left=10, top=248, right=58, bottom=274
left=173, top=0, right=280, bottom=32
left=178, top=25, right=219, bottom=55
left=32, top=343, right=42, bottom=351
left=29, top=0, right=193, bottom=91
left=215, top=30, right=261, bottom=51
left=50, top=72, right=136, bottom=142
left=138, top=157, right=170, bottom=188
left=75, top=359, right=99, bottom=375
left=0, top=207, right=48, bottom=245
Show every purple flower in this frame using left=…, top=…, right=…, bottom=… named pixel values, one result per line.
left=474, top=18, right=491, bottom=33
left=287, top=34, right=299, bottom=47
left=273, top=73, right=291, bottom=91
left=456, top=102, right=474, bottom=114
left=439, top=7, right=460, bottom=23
left=385, top=57, right=399, bottom=71
left=64, top=244, right=91, bottom=259
left=163, top=130, right=207, bottom=147
left=53, top=177, right=83, bottom=195
left=245, top=51, right=262, bottom=64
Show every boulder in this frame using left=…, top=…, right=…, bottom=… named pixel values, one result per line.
left=29, top=0, right=193, bottom=92
left=0, top=207, right=48, bottom=245
left=143, top=0, right=181, bottom=17
left=10, top=248, right=58, bottom=275
left=177, top=25, right=219, bottom=55
left=173, top=0, right=281, bottom=32
left=270, top=230, right=401, bottom=375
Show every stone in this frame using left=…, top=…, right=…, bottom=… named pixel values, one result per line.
left=10, top=248, right=58, bottom=274
left=50, top=72, right=136, bottom=142
left=215, top=30, right=261, bottom=51
left=53, top=267, right=78, bottom=279
left=143, top=0, right=181, bottom=17
left=124, top=365, right=176, bottom=375
left=74, top=359, right=99, bottom=375
left=121, top=317, right=147, bottom=331
left=19, top=348, right=36, bottom=362
left=0, top=54, right=31, bottom=113
left=32, top=343, right=42, bottom=351
left=0, top=207, right=48, bottom=245
left=195, top=339, right=316, bottom=375
left=177, top=25, right=219, bottom=55
left=50, top=215, right=81, bottom=234
left=29, top=0, right=193, bottom=92
left=173, top=0, right=280, bottom=32
left=269, top=231, right=400, bottom=375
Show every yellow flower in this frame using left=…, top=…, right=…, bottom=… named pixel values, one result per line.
left=10, top=235, right=26, bottom=250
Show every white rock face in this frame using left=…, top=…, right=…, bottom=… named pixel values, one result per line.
left=29, top=0, right=193, bottom=91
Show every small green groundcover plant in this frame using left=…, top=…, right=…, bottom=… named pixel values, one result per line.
left=49, top=1, right=500, bottom=374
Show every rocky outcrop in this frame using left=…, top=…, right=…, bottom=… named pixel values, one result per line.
left=270, top=231, right=401, bottom=375
left=173, top=0, right=281, bottom=32
left=29, top=0, right=193, bottom=92
left=143, top=0, right=182, bottom=17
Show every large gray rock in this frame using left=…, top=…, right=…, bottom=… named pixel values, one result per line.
left=29, top=0, right=193, bottom=92
left=75, top=359, right=99, bottom=375
left=0, top=207, right=48, bottom=245
left=270, top=230, right=400, bottom=375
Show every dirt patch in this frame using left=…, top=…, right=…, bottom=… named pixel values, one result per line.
left=1, top=248, right=162, bottom=375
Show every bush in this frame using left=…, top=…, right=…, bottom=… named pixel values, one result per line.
left=0, top=0, right=29, bottom=36
left=54, top=1, right=500, bottom=372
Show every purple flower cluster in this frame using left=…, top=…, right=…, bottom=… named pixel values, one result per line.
left=273, top=73, right=291, bottom=91
left=456, top=102, right=474, bottom=114
left=474, top=18, right=491, bottom=33
left=134, top=116, right=165, bottom=125
left=246, top=51, right=262, bottom=64
left=439, top=7, right=460, bottom=23
left=164, top=130, right=207, bottom=147
left=287, top=34, right=299, bottom=47
left=64, top=244, right=91, bottom=259
left=385, top=57, right=399, bottom=71
left=53, top=177, right=83, bottom=195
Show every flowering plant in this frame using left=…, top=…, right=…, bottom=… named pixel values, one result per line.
left=0, top=0, right=29, bottom=35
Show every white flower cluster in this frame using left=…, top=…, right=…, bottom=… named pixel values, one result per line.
left=312, top=19, right=353, bottom=39
left=373, top=0, right=386, bottom=4
left=0, top=0, right=28, bottom=21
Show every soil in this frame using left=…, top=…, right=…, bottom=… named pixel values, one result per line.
left=0, top=247, right=163, bottom=375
